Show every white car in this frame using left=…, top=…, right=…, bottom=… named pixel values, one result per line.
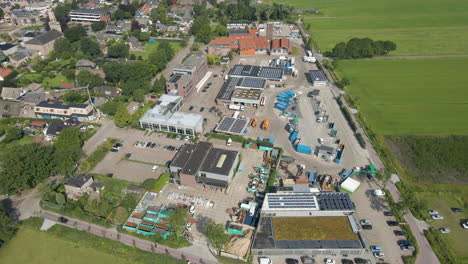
left=373, top=252, right=384, bottom=258
left=439, top=228, right=450, bottom=233
left=373, top=189, right=385, bottom=196
left=431, top=214, right=444, bottom=220
left=360, top=220, right=372, bottom=225
left=324, top=258, right=335, bottom=264
left=318, top=138, right=325, bottom=144
left=463, top=222, right=468, bottom=229
left=316, top=117, right=323, bottom=123
left=259, top=257, right=272, bottom=264
left=428, top=210, right=439, bottom=215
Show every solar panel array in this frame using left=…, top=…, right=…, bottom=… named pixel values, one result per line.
left=217, top=77, right=239, bottom=100
left=267, top=194, right=319, bottom=209
left=240, top=77, right=265, bottom=89
left=215, top=117, right=249, bottom=135
left=259, top=67, right=284, bottom=79
left=319, top=193, right=355, bottom=211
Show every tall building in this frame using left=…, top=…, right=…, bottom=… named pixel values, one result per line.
left=69, top=8, right=111, bottom=24
left=166, top=53, right=208, bottom=97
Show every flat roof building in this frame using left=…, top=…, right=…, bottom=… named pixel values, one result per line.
left=34, top=101, right=93, bottom=119
left=139, top=94, right=203, bottom=136
left=170, top=141, right=240, bottom=189
left=216, top=77, right=265, bottom=105
left=252, top=192, right=365, bottom=257
left=166, top=53, right=208, bottom=98
left=229, top=64, right=284, bottom=82
left=306, top=70, right=329, bottom=87
left=70, top=8, right=111, bottom=24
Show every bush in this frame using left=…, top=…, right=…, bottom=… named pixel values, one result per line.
left=142, top=178, right=157, bottom=191
left=355, top=133, right=366, bottom=148
left=340, top=106, right=357, bottom=132
left=267, top=169, right=277, bottom=193
left=425, top=229, right=460, bottom=264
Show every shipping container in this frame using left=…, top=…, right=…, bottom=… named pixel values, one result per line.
left=295, top=144, right=312, bottom=154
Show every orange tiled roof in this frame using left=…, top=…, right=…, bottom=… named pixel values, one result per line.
left=209, top=35, right=257, bottom=45
left=0, top=68, right=13, bottom=78
left=239, top=37, right=269, bottom=50
left=141, top=4, right=151, bottom=12
left=271, top=37, right=291, bottom=49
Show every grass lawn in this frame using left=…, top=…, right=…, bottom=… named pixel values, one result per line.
left=273, top=216, right=358, bottom=240
left=336, top=57, right=468, bottom=135
left=130, top=41, right=182, bottom=61
left=18, top=73, right=72, bottom=88
left=0, top=227, right=137, bottom=264
left=415, top=190, right=468, bottom=261
left=275, top=0, right=468, bottom=55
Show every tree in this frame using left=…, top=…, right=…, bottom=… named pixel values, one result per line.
left=383, top=40, right=397, bottom=53
left=0, top=8, right=4, bottom=18
left=2, top=127, right=23, bottom=144
left=167, top=207, right=188, bottom=235
left=80, top=38, right=101, bottom=57
left=76, top=70, right=103, bottom=88
left=63, top=91, right=86, bottom=103
left=206, top=54, right=215, bottom=65
left=54, top=38, right=74, bottom=55
left=0, top=202, right=18, bottom=244
left=114, top=105, right=131, bottom=128
left=196, top=24, right=213, bottom=44
left=112, top=9, right=125, bottom=20
left=64, top=25, right=86, bottom=42
left=53, top=128, right=83, bottom=176
left=152, top=76, right=167, bottom=93
left=331, top=42, right=346, bottom=58
left=108, top=42, right=129, bottom=58
left=205, top=220, right=229, bottom=256
left=91, top=21, right=106, bottom=32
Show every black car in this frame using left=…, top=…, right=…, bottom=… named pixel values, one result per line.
left=394, top=230, right=405, bottom=236
left=207, top=82, right=212, bottom=86
left=341, top=259, right=354, bottom=264
left=362, top=224, right=373, bottom=230
left=189, top=106, right=194, bottom=111
left=125, top=153, right=131, bottom=159
left=383, top=211, right=393, bottom=216
left=285, top=258, right=299, bottom=264
left=107, top=173, right=113, bottom=178
left=209, top=106, right=216, bottom=112
left=354, top=258, right=369, bottom=264
left=387, top=220, right=399, bottom=226
left=451, top=207, right=463, bottom=213
left=397, top=240, right=411, bottom=247
left=58, top=216, right=68, bottom=223
left=200, top=107, right=205, bottom=112
left=213, top=74, right=218, bottom=77
left=146, top=142, right=152, bottom=147
left=150, top=143, right=156, bottom=148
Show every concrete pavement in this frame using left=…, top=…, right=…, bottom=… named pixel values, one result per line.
left=41, top=210, right=219, bottom=264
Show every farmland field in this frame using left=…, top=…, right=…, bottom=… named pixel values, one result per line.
left=273, top=216, right=358, bottom=240
left=273, top=0, right=468, bottom=55
left=335, top=57, right=468, bottom=135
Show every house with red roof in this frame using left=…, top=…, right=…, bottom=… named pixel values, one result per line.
left=271, top=37, right=292, bottom=56
left=0, top=68, right=13, bottom=81
left=208, top=35, right=270, bottom=56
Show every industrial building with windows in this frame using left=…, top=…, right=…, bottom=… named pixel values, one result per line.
left=139, top=94, right=203, bottom=136
left=166, top=53, right=208, bottom=98
left=216, top=77, right=265, bottom=105
left=69, top=8, right=111, bottom=23
left=251, top=191, right=366, bottom=257
left=169, top=141, right=240, bottom=189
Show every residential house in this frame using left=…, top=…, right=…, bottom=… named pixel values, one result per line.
left=21, top=31, right=41, bottom=42
left=0, top=68, right=13, bottom=81
left=106, top=20, right=132, bottom=34
left=154, top=22, right=168, bottom=32
left=34, top=101, right=93, bottom=119
left=9, top=49, right=37, bottom=67
left=125, top=36, right=142, bottom=51
left=64, top=174, right=94, bottom=200
left=46, top=118, right=81, bottom=137
left=76, top=59, right=96, bottom=71
left=23, top=91, right=46, bottom=106
left=271, top=37, right=292, bottom=56
left=0, top=43, right=18, bottom=56
left=1, top=87, right=27, bottom=100
left=30, top=121, right=47, bottom=129
left=25, top=30, right=63, bottom=56
left=59, top=83, right=75, bottom=90
left=94, top=86, right=119, bottom=98
left=0, top=100, right=22, bottom=117
left=7, top=10, right=41, bottom=26
left=169, top=141, right=240, bottom=189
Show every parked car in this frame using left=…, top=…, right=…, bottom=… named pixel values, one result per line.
left=439, top=228, right=450, bottom=233
left=398, top=240, right=414, bottom=250
left=209, top=106, right=216, bottom=112
left=431, top=214, right=444, bottom=220
left=200, top=107, right=205, bottom=112
left=58, top=216, right=68, bottom=223
left=301, top=256, right=315, bottom=264
left=259, top=257, right=272, bottom=264
left=324, top=258, right=335, bottom=264
left=189, top=106, right=194, bottom=111
left=401, top=245, right=415, bottom=250
left=341, top=259, right=353, bottom=264
left=394, top=230, right=405, bottom=236
left=184, top=136, right=190, bottom=141
left=373, top=252, right=384, bottom=258
left=353, top=259, right=370, bottom=264
left=462, top=222, right=468, bottom=229
left=286, top=258, right=299, bottom=264
left=373, top=189, right=385, bottom=196
left=362, top=224, right=373, bottom=230
left=125, top=153, right=131, bottom=159
left=451, top=208, right=463, bottom=213
left=150, top=143, right=156, bottom=148
left=318, top=138, right=325, bottom=144
left=387, top=221, right=399, bottom=226
left=360, top=220, right=372, bottom=226
left=111, top=148, right=118, bottom=152
left=428, top=210, right=439, bottom=215
left=146, top=142, right=152, bottom=147
left=370, top=246, right=382, bottom=252
left=134, top=141, right=140, bottom=146
left=383, top=211, right=393, bottom=216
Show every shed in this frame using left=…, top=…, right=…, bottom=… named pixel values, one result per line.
left=340, top=177, right=361, bottom=193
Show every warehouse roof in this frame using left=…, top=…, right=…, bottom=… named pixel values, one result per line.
left=25, top=30, right=63, bottom=46
left=216, top=77, right=265, bottom=101
left=200, top=148, right=238, bottom=176
left=306, top=70, right=328, bottom=82
left=181, top=142, right=213, bottom=175
left=231, top=88, right=262, bottom=101
left=229, top=64, right=283, bottom=80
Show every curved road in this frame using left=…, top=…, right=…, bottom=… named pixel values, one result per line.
left=41, top=210, right=218, bottom=264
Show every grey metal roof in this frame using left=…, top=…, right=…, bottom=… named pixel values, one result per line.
left=25, top=30, right=62, bottom=46
left=36, top=101, right=89, bottom=109
left=199, top=148, right=238, bottom=176
left=307, top=70, right=328, bottom=82
left=64, top=174, right=92, bottom=188
left=171, top=144, right=196, bottom=168
left=181, top=141, right=213, bottom=175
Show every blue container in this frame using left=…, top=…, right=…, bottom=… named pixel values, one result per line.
left=289, top=132, right=298, bottom=142
left=296, top=144, right=312, bottom=154
left=258, top=136, right=264, bottom=141
left=275, top=105, right=285, bottom=111
left=269, top=137, right=275, bottom=143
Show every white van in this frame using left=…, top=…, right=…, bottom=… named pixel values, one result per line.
left=226, top=138, right=232, bottom=146
left=152, top=165, right=159, bottom=172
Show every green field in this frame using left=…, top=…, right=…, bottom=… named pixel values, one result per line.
left=0, top=227, right=137, bottom=264
left=275, top=0, right=468, bottom=55
left=336, top=57, right=468, bottom=135
left=130, top=41, right=182, bottom=60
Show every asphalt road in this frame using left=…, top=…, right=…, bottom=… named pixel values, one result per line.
left=41, top=210, right=218, bottom=264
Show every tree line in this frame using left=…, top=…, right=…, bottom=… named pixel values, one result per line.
left=326, top=38, right=397, bottom=58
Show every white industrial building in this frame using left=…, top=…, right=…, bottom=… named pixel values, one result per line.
left=139, top=95, right=203, bottom=136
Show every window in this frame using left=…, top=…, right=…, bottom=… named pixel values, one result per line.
left=160, top=125, right=168, bottom=131
left=49, top=109, right=54, bottom=112
left=169, top=126, right=176, bottom=133
left=200, top=173, right=206, bottom=177
left=186, top=129, right=193, bottom=135
left=177, top=128, right=184, bottom=134
left=35, top=108, right=39, bottom=111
